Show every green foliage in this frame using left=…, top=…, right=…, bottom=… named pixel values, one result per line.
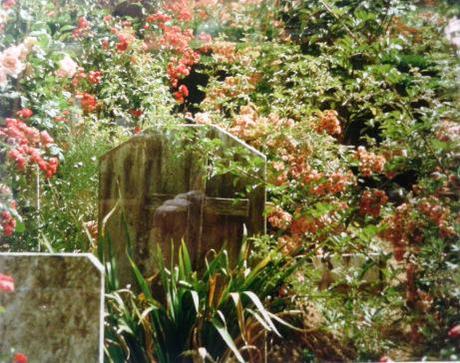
left=1, top=0, right=459, bottom=360
left=105, top=240, right=300, bottom=362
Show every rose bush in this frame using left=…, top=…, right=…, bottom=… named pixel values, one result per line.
left=0, top=0, right=458, bottom=361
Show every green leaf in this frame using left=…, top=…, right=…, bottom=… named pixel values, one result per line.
left=243, top=291, right=280, bottom=336
left=127, top=253, right=160, bottom=307
left=14, top=221, right=25, bottom=233
left=211, top=317, right=245, bottom=363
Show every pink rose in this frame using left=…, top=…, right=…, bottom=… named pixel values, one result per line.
left=0, top=45, right=25, bottom=78
left=56, top=55, right=78, bottom=78
left=0, top=273, right=14, bottom=293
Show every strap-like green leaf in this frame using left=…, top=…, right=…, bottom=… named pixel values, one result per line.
left=211, top=317, right=245, bottom=363
left=243, top=291, right=280, bottom=337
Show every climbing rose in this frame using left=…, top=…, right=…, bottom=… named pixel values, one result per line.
left=0, top=118, right=58, bottom=178
left=0, top=273, right=14, bottom=293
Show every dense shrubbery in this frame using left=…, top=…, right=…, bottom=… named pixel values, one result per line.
left=0, top=0, right=459, bottom=361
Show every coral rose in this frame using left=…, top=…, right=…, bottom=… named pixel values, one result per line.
left=16, top=108, right=33, bottom=119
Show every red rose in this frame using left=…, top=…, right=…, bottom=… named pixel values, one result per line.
left=78, top=93, right=97, bottom=113
left=116, top=35, right=129, bottom=52
left=178, top=84, right=189, bottom=97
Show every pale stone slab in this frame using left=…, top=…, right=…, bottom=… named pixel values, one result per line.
left=0, top=253, right=104, bottom=363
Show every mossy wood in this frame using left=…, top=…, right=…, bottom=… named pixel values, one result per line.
left=99, top=124, right=266, bottom=286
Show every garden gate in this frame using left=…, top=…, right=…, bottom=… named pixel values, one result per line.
left=99, top=124, right=266, bottom=286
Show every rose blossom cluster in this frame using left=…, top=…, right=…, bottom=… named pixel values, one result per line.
left=417, top=197, right=454, bottom=237
left=359, top=188, right=388, bottom=218
left=316, top=110, right=341, bottom=136
left=144, top=9, right=200, bottom=103
left=0, top=207, right=16, bottom=237
left=72, top=17, right=91, bottom=39
left=290, top=212, right=339, bottom=237
left=205, top=76, right=255, bottom=110
left=71, top=69, right=103, bottom=87
left=101, top=21, right=135, bottom=53
left=355, top=146, right=386, bottom=177
left=76, top=92, right=98, bottom=113
left=230, top=104, right=264, bottom=141
left=268, top=206, right=293, bottom=230
left=56, top=54, right=101, bottom=113
left=230, top=106, right=291, bottom=144
left=277, top=234, right=302, bottom=255
left=380, top=203, right=418, bottom=261
left=143, top=2, right=213, bottom=105
left=303, top=169, right=355, bottom=196
left=0, top=118, right=59, bottom=178
left=163, top=0, right=194, bottom=22
left=0, top=37, right=36, bottom=87
left=210, top=41, right=237, bottom=63
left=174, top=84, right=189, bottom=103
left=0, top=184, right=17, bottom=237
